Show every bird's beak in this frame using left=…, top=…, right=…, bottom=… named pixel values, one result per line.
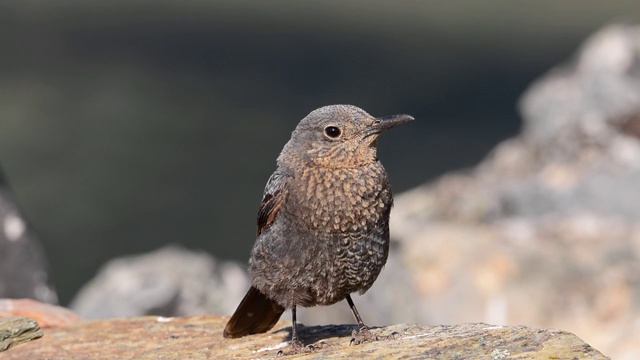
left=367, top=114, right=414, bottom=136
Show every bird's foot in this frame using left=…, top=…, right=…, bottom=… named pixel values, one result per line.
left=277, top=340, right=327, bottom=356
left=349, top=326, right=399, bottom=346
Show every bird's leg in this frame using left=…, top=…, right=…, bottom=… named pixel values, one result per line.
left=277, top=306, right=320, bottom=356
left=290, top=305, right=303, bottom=348
left=346, top=295, right=376, bottom=345
left=346, top=294, right=368, bottom=329
left=346, top=295, right=397, bottom=345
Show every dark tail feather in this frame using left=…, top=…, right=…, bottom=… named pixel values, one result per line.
left=223, top=286, right=285, bottom=338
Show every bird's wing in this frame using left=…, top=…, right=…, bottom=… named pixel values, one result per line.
left=223, top=168, right=291, bottom=339
left=256, top=167, right=290, bottom=236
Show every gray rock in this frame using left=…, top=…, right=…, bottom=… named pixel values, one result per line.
left=0, top=171, right=57, bottom=304
left=503, top=23, right=640, bottom=220
left=70, top=245, right=249, bottom=319
left=385, top=22, right=640, bottom=360
left=521, top=23, right=640, bottom=151
left=0, top=316, right=43, bottom=352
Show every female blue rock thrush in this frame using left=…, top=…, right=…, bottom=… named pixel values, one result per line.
left=223, top=105, right=413, bottom=354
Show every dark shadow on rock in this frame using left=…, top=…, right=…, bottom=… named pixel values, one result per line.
left=273, top=323, right=391, bottom=345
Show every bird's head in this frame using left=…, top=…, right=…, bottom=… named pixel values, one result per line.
left=278, top=105, right=413, bottom=169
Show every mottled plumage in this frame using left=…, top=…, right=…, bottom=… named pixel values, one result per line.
left=223, top=105, right=413, bottom=352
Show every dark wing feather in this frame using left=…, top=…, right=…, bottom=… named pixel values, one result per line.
left=256, top=168, right=290, bottom=236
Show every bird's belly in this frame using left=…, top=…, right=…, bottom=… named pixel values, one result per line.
left=249, top=165, right=392, bottom=309
left=249, top=224, right=388, bottom=308
left=320, top=232, right=388, bottom=302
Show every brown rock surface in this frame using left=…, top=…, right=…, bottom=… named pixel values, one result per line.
left=0, top=316, right=608, bottom=359
left=0, top=299, right=82, bottom=329
left=0, top=316, right=42, bottom=352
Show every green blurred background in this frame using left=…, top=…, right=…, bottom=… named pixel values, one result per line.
left=0, top=0, right=637, bottom=305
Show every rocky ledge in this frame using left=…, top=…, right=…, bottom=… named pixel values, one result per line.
left=0, top=317, right=42, bottom=352
left=0, top=315, right=607, bottom=359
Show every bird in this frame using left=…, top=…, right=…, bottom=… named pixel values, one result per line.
left=223, top=104, right=413, bottom=353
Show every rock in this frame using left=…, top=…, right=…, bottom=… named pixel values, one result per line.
left=0, top=316, right=608, bottom=359
left=0, top=170, right=57, bottom=304
left=520, top=23, right=640, bottom=154
left=381, top=22, right=640, bottom=360
left=70, top=245, right=249, bottom=319
left=0, top=316, right=43, bottom=352
left=0, top=299, right=82, bottom=329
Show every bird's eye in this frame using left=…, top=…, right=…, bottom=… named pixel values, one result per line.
left=324, top=126, right=342, bottom=139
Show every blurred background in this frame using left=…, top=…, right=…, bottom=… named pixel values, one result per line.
left=1, top=0, right=634, bottom=304
left=1, top=1, right=640, bottom=357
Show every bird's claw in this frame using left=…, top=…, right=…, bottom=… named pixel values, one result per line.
left=349, top=327, right=398, bottom=346
left=276, top=339, right=324, bottom=356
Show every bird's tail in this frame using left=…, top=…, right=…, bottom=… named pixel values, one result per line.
left=223, top=286, right=285, bottom=338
